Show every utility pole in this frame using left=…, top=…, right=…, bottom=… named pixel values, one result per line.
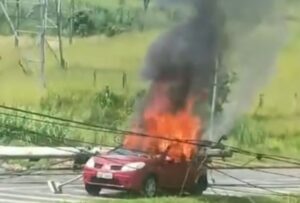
left=209, top=57, right=219, bottom=141
left=0, top=1, right=18, bottom=42
left=143, top=0, right=150, bottom=12
left=3, top=0, right=7, bottom=9
left=56, top=0, right=65, bottom=68
left=15, top=0, right=20, bottom=47
left=40, top=0, right=47, bottom=88
left=69, top=0, right=74, bottom=45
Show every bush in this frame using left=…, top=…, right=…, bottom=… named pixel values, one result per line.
left=0, top=112, right=68, bottom=146
left=230, top=116, right=267, bottom=147
left=70, top=6, right=139, bottom=37
left=0, top=89, right=144, bottom=146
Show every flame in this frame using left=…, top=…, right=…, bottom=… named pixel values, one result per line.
left=123, top=82, right=202, bottom=161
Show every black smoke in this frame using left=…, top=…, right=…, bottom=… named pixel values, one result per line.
left=141, top=0, right=226, bottom=112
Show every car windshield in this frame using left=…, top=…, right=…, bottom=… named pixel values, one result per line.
left=108, top=147, right=149, bottom=158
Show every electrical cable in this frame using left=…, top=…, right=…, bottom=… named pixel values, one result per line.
left=2, top=105, right=300, bottom=168
left=2, top=105, right=300, bottom=167
left=0, top=105, right=211, bottom=147
left=211, top=164, right=300, bottom=198
left=211, top=160, right=300, bottom=180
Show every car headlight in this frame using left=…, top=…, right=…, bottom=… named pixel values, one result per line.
left=85, top=157, right=95, bottom=168
left=121, top=162, right=145, bottom=172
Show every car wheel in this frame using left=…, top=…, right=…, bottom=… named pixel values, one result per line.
left=189, top=174, right=208, bottom=195
left=198, top=173, right=208, bottom=191
left=142, top=176, right=157, bottom=197
left=85, top=184, right=101, bottom=196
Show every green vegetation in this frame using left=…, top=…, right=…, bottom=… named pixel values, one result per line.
left=229, top=24, right=300, bottom=157
left=0, top=30, right=158, bottom=104
left=1, top=0, right=300, bottom=158
left=87, top=196, right=300, bottom=203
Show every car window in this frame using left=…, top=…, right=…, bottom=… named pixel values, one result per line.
left=108, top=148, right=148, bottom=157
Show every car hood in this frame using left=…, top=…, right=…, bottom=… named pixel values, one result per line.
left=94, top=154, right=149, bottom=165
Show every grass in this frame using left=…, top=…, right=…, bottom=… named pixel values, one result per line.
left=1, top=4, right=300, bottom=156
left=0, top=30, right=160, bottom=105
left=229, top=24, right=300, bottom=157
left=86, top=196, right=300, bottom=203
left=81, top=0, right=142, bottom=9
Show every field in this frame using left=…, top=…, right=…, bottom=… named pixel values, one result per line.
left=1, top=0, right=300, bottom=156
left=0, top=30, right=160, bottom=105
left=1, top=24, right=300, bottom=155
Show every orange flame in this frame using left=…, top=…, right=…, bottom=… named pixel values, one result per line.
left=123, top=82, right=202, bottom=161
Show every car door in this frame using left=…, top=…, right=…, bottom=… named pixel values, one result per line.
left=172, top=160, right=190, bottom=189
left=158, top=157, right=189, bottom=189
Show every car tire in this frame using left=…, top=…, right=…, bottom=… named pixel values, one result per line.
left=189, top=173, right=208, bottom=195
left=142, top=176, right=157, bottom=197
left=85, top=184, right=101, bottom=196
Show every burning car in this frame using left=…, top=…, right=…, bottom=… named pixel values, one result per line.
left=83, top=145, right=208, bottom=197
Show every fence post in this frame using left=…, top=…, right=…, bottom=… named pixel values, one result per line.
left=15, top=0, right=20, bottom=47
left=93, top=70, right=97, bottom=87
left=122, top=71, right=127, bottom=89
left=69, top=0, right=74, bottom=45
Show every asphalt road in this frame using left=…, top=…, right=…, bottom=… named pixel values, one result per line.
left=0, top=169, right=299, bottom=203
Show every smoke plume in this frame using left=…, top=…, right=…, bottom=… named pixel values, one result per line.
left=141, top=0, right=224, bottom=113
left=127, top=0, right=287, bottom=151
left=208, top=0, right=287, bottom=142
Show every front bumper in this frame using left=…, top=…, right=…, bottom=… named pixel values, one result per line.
left=83, top=167, right=144, bottom=191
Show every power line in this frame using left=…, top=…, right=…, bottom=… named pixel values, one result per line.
left=0, top=111, right=114, bottom=134
left=210, top=186, right=285, bottom=198
left=211, top=166, right=300, bottom=198
left=211, top=160, right=300, bottom=180
left=2, top=105, right=300, bottom=167
left=0, top=158, right=75, bottom=181
left=0, top=105, right=211, bottom=147
left=228, top=145, right=300, bottom=164
left=211, top=183, right=300, bottom=189
left=3, top=120, right=300, bottom=197
left=1, top=123, right=118, bottom=149
left=1, top=124, right=153, bottom=169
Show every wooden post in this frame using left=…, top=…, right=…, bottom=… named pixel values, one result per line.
left=40, top=0, right=47, bottom=88
left=93, top=70, right=97, bottom=87
left=139, top=0, right=150, bottom=32
left=15, top=0, right=20, bottom=47
left=122, top=71, right=127, bottom=89
left=69, top=0, right=74, bottom=45
left=56, top=0, right=65, bottom=68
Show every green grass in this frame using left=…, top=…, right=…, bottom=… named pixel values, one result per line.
left=81, top=0, right=142, bottom=9
left=0, top=30, right=160, bottom=105
left=86, top=196, right=300, bottom=203
left=230, top=24, right=300, bottom=157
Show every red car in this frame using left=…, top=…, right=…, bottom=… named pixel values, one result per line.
left=83, top=146, right=208, bottom=197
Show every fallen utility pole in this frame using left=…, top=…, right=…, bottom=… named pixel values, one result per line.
left=0, top=146, right=231, bottom=160
left=0, top=146, right=111, bottom=160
